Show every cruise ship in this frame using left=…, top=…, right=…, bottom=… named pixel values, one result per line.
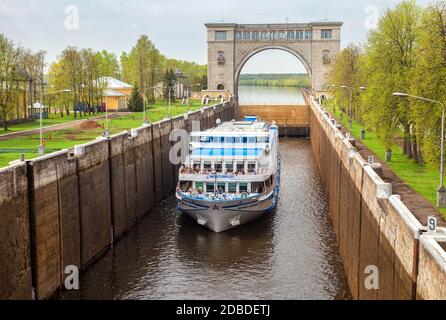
left=176, top=116, right=280, bottom=232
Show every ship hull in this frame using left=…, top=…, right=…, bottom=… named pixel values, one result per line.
left=177, top=192, right=276, bottom=233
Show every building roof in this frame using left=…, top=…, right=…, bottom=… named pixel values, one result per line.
left=205, top=21, right=343, bottom=29
left=103, top=89, right=126, bottom=97
left=98, top=77, right=133, bottom=90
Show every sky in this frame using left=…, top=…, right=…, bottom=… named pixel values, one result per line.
left=0, top=0, right=431, bottom=74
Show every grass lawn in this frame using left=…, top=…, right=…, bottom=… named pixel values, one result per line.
left=0, top=101, right=203, bottom=168
left=0, top=112, right=104, bottom=135
left=328, top=104, right=446, bottom=218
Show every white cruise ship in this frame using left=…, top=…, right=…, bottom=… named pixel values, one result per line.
left=176, top=116, right=280, bottom=232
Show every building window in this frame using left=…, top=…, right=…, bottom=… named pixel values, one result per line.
left=296, top=31, right=304, bottom=40
left=217, top=84, right=225, bottom=90
left=215, top=31, right=227, bottom=41
left=321, top=29, right=333, bottom=39
left=243, top=31, right=251, bottom=40
left=304, top=30, right=312, bottom=40
left=252, top=31, right=260, bottom=40
left=235, top=31, right=242, bottom=40
left=278, top=31, right=286, bottom=39
left=260, top=31, right=269, bottom=40
left=287, top=31, right=295, bottom=40
left=270, top=31, right=277, bottom=40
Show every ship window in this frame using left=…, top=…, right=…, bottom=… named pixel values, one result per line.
left=228, top=183, right=237, bottom=193
left=265, top=178, right=271, bottom=189
left=200, top=136, right=211, bottom=142
left=225, top=137, right=234, bottom=144
left=195, top=182, right=204, bottom=191
left=236, top=162, right=244, bottom=173
left=180, top=181, right=192, bottom=192
left=225, top=161, right=234, bottom=172
left=248, top=137, right=256, bottom=143
left=217, top=183, right=225, bottom=192
left=252, top=182, right=263, bottom=194
left=215, top=161, right=223, bottom=172
left=204, top=161, right=212, bottom=171
left=239, top=183, right=248, bottom=193
left=206, top=183, right=215, bottom=193
left=242, top=137, right=248, bottom=144
left=248, top=162, right=256, bottom=173
left=233, top=137, right=242, bottom=143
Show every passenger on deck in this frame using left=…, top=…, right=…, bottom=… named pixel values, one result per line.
left=218, top=187, right=224, bottom=195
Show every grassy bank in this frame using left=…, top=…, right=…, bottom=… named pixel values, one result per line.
left=239, top=73, right=310, bottom=87
left=0, top=101, right=202, bottom=168
left=328, top=104, right=446, bottom=218
left=0, top=113, right=105, bottom=135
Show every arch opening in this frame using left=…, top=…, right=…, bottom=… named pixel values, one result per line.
left=236, top=48, right=310, bottom=105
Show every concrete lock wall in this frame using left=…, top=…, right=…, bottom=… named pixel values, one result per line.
left=28, top=150, right=81, bottom=300
left=416, top=235, right=446, bottom=299
left=0, top=163, right=32, bottom=300
left=309, top=96, right=446, bottom=300
left=0, top=102, right=235, bottom=299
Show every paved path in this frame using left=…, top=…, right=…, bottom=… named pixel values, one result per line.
left=0, top=113, right=131, bottom=142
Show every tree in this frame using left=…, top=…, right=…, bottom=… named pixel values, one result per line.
left=329, top=44, right=364, bottom=119
left=97, top=50, right=120, bottom=79
left=121, top=35, right=162, bottom=105
left=162, top=69, right=177, bottom=102
left=0, top=34, right=21, bottom=130
left=361, top=0, right=420, bottom=160
left=410, top=0, right=446, bottom=166
left=128, top=84, right=143, bottom=112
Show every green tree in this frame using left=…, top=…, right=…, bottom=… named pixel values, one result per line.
left=163, top=69, right=177, bottom=102
left=0, top=34, right=22, bottom=130
left=361, top=0, right=420, bottom=160
left=410, top=0, right=446, bottom=166
left=329, top=44, right=364, bottom=120
left=120, top=35, right=162, bottom=105
left=128, top=84, right=144, bottom=112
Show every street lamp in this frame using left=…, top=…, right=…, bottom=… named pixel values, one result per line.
left=393, top=92, right=446, bottom=208
left=359, top=87, right=367, bottom=139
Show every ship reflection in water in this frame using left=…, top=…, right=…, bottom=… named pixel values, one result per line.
left=60, top=139, right=351, bottom=300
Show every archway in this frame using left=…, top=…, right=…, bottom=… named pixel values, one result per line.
left=236, top=48, right=310, bottom=105
left=205, top=22, right=342, bottom=97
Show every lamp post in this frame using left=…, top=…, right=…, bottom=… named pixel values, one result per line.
left=393, top=92, right=446, bottom=208
left=359, top=87, right=367, bottom=139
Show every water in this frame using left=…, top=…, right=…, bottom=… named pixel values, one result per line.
left=61, top=139, right=350, bottom=300
left=238, top=85, right=306, bottom=105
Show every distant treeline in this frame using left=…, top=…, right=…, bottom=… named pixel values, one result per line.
left=239, top=73, right=310, bottom=87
